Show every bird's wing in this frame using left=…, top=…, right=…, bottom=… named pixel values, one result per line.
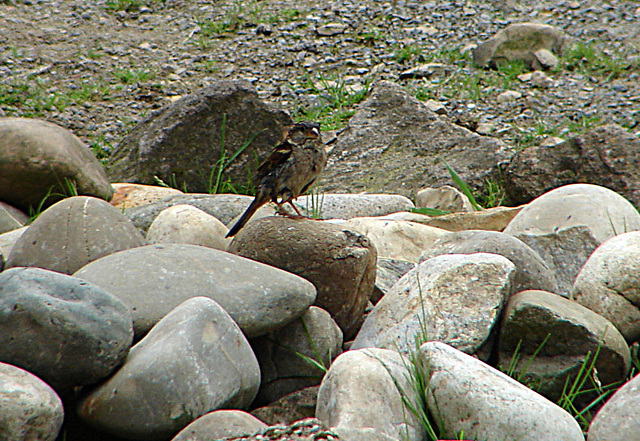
left=255, top=140, right=293, bottom=182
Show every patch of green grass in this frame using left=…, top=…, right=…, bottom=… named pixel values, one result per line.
left=294, top=75, right=371, bottom=130
left=207, top=113, right=264, bottom=194
left=113, top=68, right=155, bottom=85
left=198, top=0, right=245, bottom=40
left=562, top=42, right=636, bottom=80
left=105, top=0, right=143, bottom=12
left=395, top=44, right=424, bottom=64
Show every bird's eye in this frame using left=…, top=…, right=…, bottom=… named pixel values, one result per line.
left=311, top=127, right=320, bottom=137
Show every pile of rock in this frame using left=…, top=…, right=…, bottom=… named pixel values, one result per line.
left=2, top=82, right=640, bottom=441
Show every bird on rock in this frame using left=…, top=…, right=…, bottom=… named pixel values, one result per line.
left=226, top=121, right=328, bottom=238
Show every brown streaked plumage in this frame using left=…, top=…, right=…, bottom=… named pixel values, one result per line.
left=226, top=121, right=327, bottom=238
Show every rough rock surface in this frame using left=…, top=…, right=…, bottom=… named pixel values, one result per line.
left=6, top=196, right=145, bottom=274
left=229, top=216, right=377, bottom=339
left=353, top=253, right=515, bottom=355
left=0, top=362, right=64, bottom=441
left=319, top=81, right=513, bottom=198
left=107, top=80, right=292, bottom=192
left=74, top=243, right=317, bottom=339
left=503, top=124, right=640, bottom=207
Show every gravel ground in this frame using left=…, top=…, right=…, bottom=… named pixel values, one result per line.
left=1, top=0, right=639, bottom=162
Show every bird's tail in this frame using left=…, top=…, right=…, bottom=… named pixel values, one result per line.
left=226, top=193, right=268, bottom=238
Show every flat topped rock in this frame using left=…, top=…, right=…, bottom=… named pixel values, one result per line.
left=74, top=243, right=317, bottom=339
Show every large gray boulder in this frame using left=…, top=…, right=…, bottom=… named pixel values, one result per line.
left=6, top=196, right=145, bottom=274
left=420, top=229, right=558, bottom=294
left=316, top=348, right=425, bottom=441
left=353, top=253, right=515, bottom=355
left=77, top=297, right=260, bottom=440
left=0, top=267, right=133, bottom=394
left=0, top=362, right=64, bottom=441
left=319, top=80, right=513, bottom=198
left=107, top=80, right=292, bottom=193
left=420, top=342, right=584, bottom=441
left=0, top=117, right=113, bottom=212
left=503, top=124, right=640, bottom=207
left=499, top=290, right=630, bottom=403
left=74, top=243, right=317, bottom=340
left=504, top=184, right=640, bottom=295
left=571, top=231, right=640, bottom=342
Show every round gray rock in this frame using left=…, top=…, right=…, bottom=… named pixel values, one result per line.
left=420, top=229, right=558, bottom=295
left=0, top=267, right=133, bottom=394
left=6, top=196, right=146, bottom=274
left=588, top=373, right=640, bottom=441
left=74, top=243, right=317, bottom=339
left=172, top=410, right=267, bottom=441
left=353, top=253, right=515, bottom=355
left=77, top=296, right=261, bottom=440
left=504, top=183, right=640, bottom=295
left=228, top=216, right=377, bottom=339
left=571, top=231, right=640, bottom=342
left=420, top=341, right=584, bottom=441
left=0, top=117, right=113, bottom=213
left=0, top=362, right=64, bottom=441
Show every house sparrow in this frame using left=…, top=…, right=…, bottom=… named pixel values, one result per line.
left=226, top=121, right=327, bottom=237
